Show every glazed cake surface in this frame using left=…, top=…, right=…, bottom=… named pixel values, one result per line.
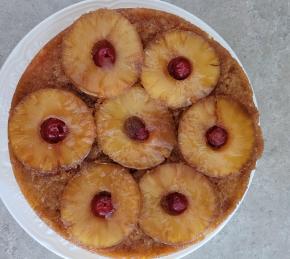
left=8, top=8, right=263, bottom=258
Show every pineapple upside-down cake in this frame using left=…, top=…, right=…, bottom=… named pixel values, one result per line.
left=8, top=8, right=263, bottom=258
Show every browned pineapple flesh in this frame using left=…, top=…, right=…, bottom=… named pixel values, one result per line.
left=178, top=96, right=256, bottom=177
left=96, top=86, right=176, bottom=169
left=61, top=163, right=140, bottom=249
left=141, top=30, right=220, bottom=108
left=139, top=163, right=217, bottom=244
left=62, top=9, right=143, bottom=98
left=8, top=88, right=96, bottom=173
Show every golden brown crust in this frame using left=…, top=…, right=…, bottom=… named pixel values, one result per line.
left=8, top=8, right=263, bottom=258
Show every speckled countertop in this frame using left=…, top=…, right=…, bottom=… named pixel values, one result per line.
left=0, top=0, right=289, bottom=258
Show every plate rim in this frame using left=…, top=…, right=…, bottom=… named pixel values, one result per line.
left=0, top=0, right=257, bottom=258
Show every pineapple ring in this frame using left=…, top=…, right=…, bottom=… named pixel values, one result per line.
left=8, top=88, right=96, bottom=173
left=96, top=86, right=176, bottom=169
left=141, top=30, right=220, bottom=108
left=178, top=96, right=256, bottom=177
left=61, top=163, right=140, bottom=249
left=62, top=9, right=143, bottom=98
left=139, top=163, right=217, bottom=245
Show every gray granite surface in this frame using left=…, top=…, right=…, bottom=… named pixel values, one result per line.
left=0, top=0, right=289, bottom=258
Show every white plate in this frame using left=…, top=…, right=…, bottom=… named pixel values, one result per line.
left=0, top=0, right=257, bottom=258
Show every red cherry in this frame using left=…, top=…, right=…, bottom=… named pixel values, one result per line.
left=91, top=191, right=114, bottom=218
left=206, top=125, right=228, bottom=148
left=40, top=118, right=68, bottom=144
left=167, top=56, right=192, bottom=80
left=124, top=116, right=149, bottom=141
left=161, top=192, right=188, bottom=216
left=92, top=40, right=116, bottom=68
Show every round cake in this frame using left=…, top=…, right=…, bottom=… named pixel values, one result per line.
left=8, top=8, right=263, bottom=258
